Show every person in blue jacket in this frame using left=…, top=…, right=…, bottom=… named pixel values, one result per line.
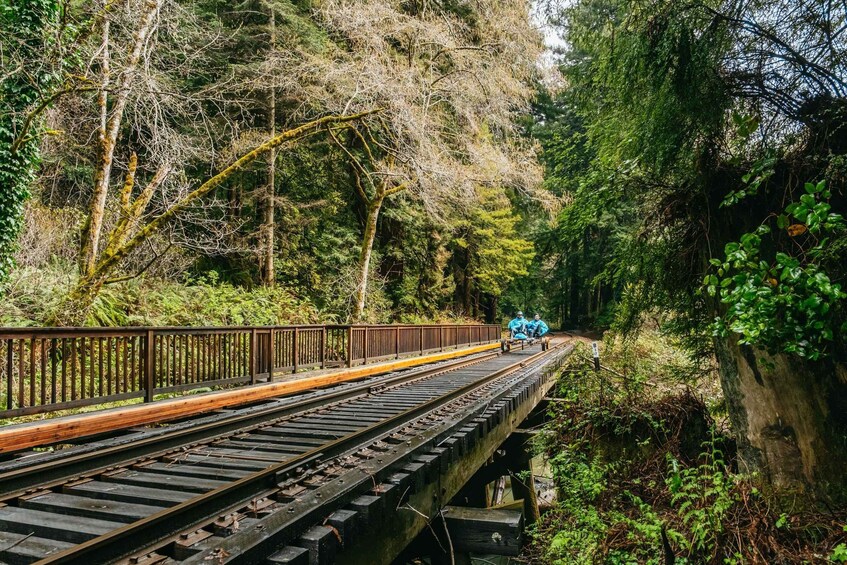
left=508, top=311, right=527, bottom=338
left=527, top=314, right=549, bottom=338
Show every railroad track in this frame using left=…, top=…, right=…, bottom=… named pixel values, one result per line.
left=0, top=349, right=501, bottom=494
left=0, top=342, right=569, bottom=565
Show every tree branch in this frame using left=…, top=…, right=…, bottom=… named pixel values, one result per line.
left=103, top=241, right=172, bottom=285
left=86, top=111, right=380, bottom=283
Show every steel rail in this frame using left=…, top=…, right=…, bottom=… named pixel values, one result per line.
left=0, top=350, right=501, bottom=497
left=181, top=341, right=573, bottom=565
left=35, top=344, right=562, bottom=565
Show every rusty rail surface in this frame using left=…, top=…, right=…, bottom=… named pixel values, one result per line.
left=0, top=324, right=501, bottom=418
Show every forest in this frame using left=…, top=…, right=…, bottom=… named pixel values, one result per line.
left=1, top=0, right=544, bottom=328
left=2, top=0, right=847, bottom=562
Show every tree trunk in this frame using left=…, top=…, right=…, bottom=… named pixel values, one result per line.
left=262, top=7, right=276, bottom=287
left=80, top=0, right=160, bottom=276
left=353, top=197, right=383, bottom=321
left=57, top=111, right=377, bottom=324
left=50, top=272, right=109, bottom=326
left=569, top=256, right=580, bottom=326
left=596, top=283, right=602, bottom=317
left=480, top=294, right=497, bottom=324
left=715, top=336, right=847, bottom=503
left=80, top=13, right=111, bottom=276
left=462, top=271, right=472, bottom=315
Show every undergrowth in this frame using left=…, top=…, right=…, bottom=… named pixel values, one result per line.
left=0, top=264, right=322, bottom=326
left=525, top=338, right=847, bottom=564
left=0, top=262, right=483, bottom=327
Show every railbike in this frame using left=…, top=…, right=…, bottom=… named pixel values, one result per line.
left=500, top=329, right=550, bottom=352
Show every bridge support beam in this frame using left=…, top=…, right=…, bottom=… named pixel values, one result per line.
left=504, top=431, right=540, bottom=525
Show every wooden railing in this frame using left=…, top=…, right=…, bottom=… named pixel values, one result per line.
left=0, top=324, right=501, bottom=418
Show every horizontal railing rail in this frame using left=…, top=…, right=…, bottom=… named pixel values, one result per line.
left=0, top=324, right=502, bottom=418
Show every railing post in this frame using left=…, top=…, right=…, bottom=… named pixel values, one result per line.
left=250, top=328, right=258, bottom=385
left=6, top=340, right=13, bottom=411
left=395, top=326, right=400, bottom=359
left=363, top=326, right=369, bottom=365
left=268, top=328, right=275, bottom=381
left=419, top=326, right=423, bottom=355
left=347, top=326, right=354, bottom=368
left=144, top=330, right=155, bottom=403
left=320, top=327, right=327, bottom=369
left=293, top=328, right=299, bottom=374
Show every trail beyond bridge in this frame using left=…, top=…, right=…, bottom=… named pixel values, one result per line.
left=0, top=324, right=570, bottom=564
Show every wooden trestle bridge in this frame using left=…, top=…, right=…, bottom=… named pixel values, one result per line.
left=0, top=323, right=570, bottom=565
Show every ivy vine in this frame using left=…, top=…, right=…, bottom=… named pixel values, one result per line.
left=707, top=181, right=846, bottom=360
left=0, top=0, right=60, bottom=282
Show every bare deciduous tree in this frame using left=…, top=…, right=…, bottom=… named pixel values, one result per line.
left=274, top=0, right=548, bottom=320
left=79, top=0, right=161, bottom=277
left=262, top=3, right=277, bottom=287
left=46, top=0, right=377, bottom=323
left=57, top=110, right=376, bottom=323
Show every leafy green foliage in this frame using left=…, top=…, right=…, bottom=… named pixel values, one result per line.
left=526, top=0, right=735, bottom=333
left=529, top=340, right=722, bottom=564
left=0, top=0, right=543, bottom=327
left=564, top=0, right=729, bottom=175
left=666, top=437, right=736, bottom=556
left=451, top=186, right=534, bottom=300
left=525, top=92, right=637, bottom=328
left=720, top=152, right=776, bottom=207
left=832, top=531, right=847, bottom=563
left=708, top=181, right=846, bottom=359
left=536, top=0, right=847, bottom=365
left=543, top=449, right=609, bottom=563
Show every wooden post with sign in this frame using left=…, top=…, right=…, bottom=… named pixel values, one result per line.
left=591, top=341, right=601, bottom=371
left=592, top=341, right=606, bottom=402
